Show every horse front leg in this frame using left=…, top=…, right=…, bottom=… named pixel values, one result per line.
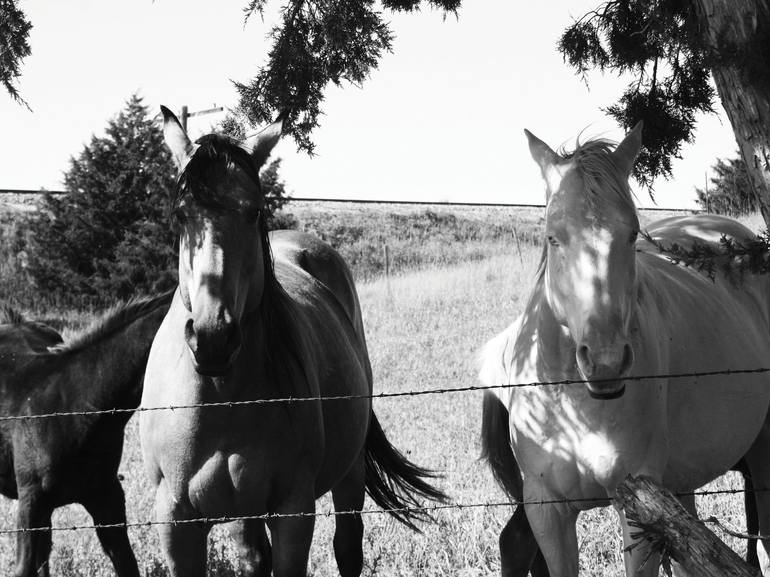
left=81, top=476, right=140, bottom=577
left=266, top=488, right=316, bottom=577
left=523, top=485, right=579, bottom=577
left=616, top=503, right=664, bottom=577
left=153, top=478, right=210, bottom=577
left=229, top=519, right=272, bottom=577
left=14, top=486, right=52, bottom=577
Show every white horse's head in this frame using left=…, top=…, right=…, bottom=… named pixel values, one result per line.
left=161, top=106, right=282, bottom=376
left=526, top=123, right=643, bottom=399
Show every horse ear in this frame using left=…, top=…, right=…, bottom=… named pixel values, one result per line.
left=161, top=105, right=193, bottom=170
left=614, top=121, right=643, bottom=175
left=244, top=116, right=284, bottom=167
left=525, top=129, right=560, bottom=172
left=525, top=129, right=564, bottom=198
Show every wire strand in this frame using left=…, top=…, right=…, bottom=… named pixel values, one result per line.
left=2, top=366, right=769, bottom=422
left=0, top=486, right=761, bottom=536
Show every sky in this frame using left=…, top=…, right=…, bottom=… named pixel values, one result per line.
left=1, top=0, right=740, bottom=209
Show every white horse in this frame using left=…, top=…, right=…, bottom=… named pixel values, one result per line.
left=480, top=123, right=770, bottom=576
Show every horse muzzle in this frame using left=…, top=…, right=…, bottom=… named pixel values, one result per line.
left=576, top=341, right=633, bottom=400
left=184, top=317, right=242, bottom=377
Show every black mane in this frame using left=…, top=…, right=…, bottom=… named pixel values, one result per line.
left=52, top=290, right=174, bottom=354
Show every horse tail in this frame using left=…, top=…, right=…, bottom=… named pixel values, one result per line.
left=364, top=411, right=448, bottom=531
left=480, top=391, right=523, bottom=500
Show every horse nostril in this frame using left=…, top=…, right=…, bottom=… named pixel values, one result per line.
left=184, top=318, right=197, bottom=353
left=576, top=344, right=594, bottom=378
left=620, top=342, right=634, bottom=375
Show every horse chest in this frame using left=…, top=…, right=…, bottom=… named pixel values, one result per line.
left=150, top=400, right=323, bottom=516
left=510, top=389, right=662, bottom=496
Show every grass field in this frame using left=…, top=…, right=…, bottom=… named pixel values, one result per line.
left=0, top=231, right=757, bottom=576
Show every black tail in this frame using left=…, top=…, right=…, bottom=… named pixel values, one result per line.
left=480, top=391, right=523, bottom=500
left=365, top=411, right=448, bottom=531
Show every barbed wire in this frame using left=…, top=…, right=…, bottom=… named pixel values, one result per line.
left=0, top=189, right=699, bottom=213
left=2, top=365, right=769, bottom=423
left=0, top=486, right=760, bottom=536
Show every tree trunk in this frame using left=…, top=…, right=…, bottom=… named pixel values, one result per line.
left=616, top=476, right=759, bottom=577
left=693, top=0, right=770, bottom=229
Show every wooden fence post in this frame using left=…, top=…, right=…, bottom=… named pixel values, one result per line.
left=615, top=476, right=759, bottom=577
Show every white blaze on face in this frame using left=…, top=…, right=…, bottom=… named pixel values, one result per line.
left=186, top=220, right=225, bottom=313
left=571, top=227, right=613, bottom=311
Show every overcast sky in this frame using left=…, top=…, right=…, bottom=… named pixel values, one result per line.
left=2, top=0, right=738, bottom=208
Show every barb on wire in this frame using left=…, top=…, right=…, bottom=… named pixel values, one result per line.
left=1, top=366, right=769, bottom=423
left=0, top=485, right=763, bottom=536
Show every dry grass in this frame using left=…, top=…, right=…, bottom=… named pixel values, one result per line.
left=0, top=233, right=755, bottom=576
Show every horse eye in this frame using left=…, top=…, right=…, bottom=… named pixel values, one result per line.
left=547, top=235, right=560, bottom=247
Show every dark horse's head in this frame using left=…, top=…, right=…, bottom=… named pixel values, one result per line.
left=161, top=106, right=282, bottom=377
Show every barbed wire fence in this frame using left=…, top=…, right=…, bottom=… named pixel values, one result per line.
left=0, top=190, right=753, bottom=572
left=0, top=189, right=700, bottom=213
left=0, top=365, right=767, bottom=542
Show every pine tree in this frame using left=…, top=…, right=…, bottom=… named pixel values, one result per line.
left=24, top=95, right=294, bottom=305
left=695, top=156, right=757, bottom=216
left=25, top=95, right=178, bottom=303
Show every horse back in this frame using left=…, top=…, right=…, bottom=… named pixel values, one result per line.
left=269, top=230, right=366, bottom=339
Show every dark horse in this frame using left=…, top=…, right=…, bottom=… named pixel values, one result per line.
left=0, top=291, right=172, bottom=577
left=141, top=107, right=446, bottom=577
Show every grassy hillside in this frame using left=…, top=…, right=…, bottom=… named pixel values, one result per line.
left=286, top=201, right=545, bottom=281
left=285, top=200, right=696, bottom=282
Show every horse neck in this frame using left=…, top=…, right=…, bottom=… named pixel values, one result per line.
left=244, top=279, right=312, bottom=400
left=43, top=303, right=170, bottom=412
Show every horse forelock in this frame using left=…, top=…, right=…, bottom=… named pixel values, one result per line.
left=175, top=134, right=262, bottom=209
left=51, top=290, right=174, bottom=354
left=557, top=137, right=636, bottom=214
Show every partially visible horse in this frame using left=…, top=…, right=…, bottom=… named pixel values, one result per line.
left=480, top=123, right=770, bottom=576
left=141, top=107, right=446, bottom=577
left=0, top=306, right=62, bottom=352
left=0, top=291, right=172, bottom=577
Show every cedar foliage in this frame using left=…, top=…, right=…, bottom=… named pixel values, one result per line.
left=0, top=0, right=31, bottom=106
left=237, top=0, right=461, bottom=153
left=558, top=1, right=715, bottom=192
